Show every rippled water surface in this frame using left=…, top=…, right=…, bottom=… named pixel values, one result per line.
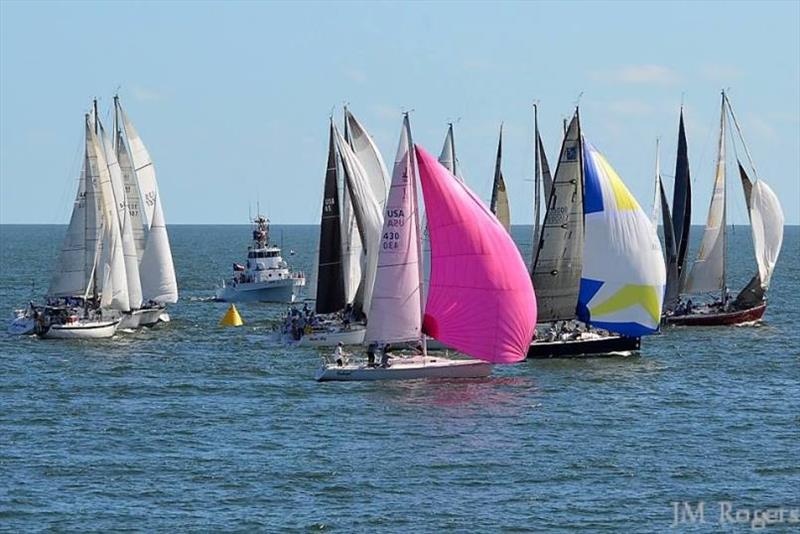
left=1, top=224, right=798, bottom=531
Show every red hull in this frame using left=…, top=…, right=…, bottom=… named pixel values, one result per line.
left=664, top=303, right=766, bottom=326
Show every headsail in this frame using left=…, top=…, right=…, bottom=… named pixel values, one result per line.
left=577, top=140, right=666, bottom=336
left=415, top=145, right=536, bottom=364
left=489, top=125, right=511, bottom=231
left=685, top=96, right=726, bottom=295
left=334, top=125, right=383, bottom=318
left=531, top=112, right=584, bottom=323
left=344, top=109, right=389, bottom=210
left=749, top=179, right=784, bottom=290
left=315, top=121, right=346, bottom=314
left=365, top=116, right=423, bottom=344
left=532, top=104, right=552, bottom=264
left=48, top=119, right=101, bottom=299
left=438, top=123, right=460, bottom=180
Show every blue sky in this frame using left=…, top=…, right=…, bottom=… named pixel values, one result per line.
left=1, top=0, right=798, bottom=225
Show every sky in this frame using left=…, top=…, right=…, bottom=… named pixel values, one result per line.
left=1, top=0, right=798, bottom=226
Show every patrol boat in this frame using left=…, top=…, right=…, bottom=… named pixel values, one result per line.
left=215, top=216, right=305, bottom=303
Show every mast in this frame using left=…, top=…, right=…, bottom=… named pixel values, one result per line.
left=532, top=104, right=541, bottom=264
left=406, top=113, right=427, bottom=355
left=651, top=138, right=661, bottom=227
left=448, top=123, right=457, bottom=178
left=93, top=98, right=98, bottom=135
left=720, top=91, right=728, bottom=303
left=490, top=123, right=503, bottom=214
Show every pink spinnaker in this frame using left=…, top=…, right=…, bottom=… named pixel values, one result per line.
left=415, top=145, right=537, bottom=363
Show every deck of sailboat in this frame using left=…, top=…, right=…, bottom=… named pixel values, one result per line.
left=664, top=302, right=766, bottom=327
left=315, top=355, right=491, bottom=382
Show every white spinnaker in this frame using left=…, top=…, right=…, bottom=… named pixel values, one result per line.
left=90, top=126, right=130, bottom=312
left=685, top=103, right=726, bottom=295
left=139, top=198, right=178, bottom=303
left=119, top=105, right=157, bottom=229
left=341, top=178, right=363, bottom=305
left=344, top=109, right=389, bottom=210
left=48, top=123, right=101, bottom=298
left=334, top=125, right=383, bottom=318
left=99, top=121, right=143, bottom=309
left=366, top=116, right=422, bottom=344
left=749, top=180, right=784, bottom=289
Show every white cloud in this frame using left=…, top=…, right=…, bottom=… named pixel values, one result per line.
left=592, top=64, right=680, bottom=85
left=132, top=85, right=165, bottom=102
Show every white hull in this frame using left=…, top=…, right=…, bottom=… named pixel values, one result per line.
left=315, top=355, right=491, bottom=382
left=215, top=279, right=303, bottom=303
left=296, top=326, right=366, bottom=347
left=40, top=319, right=119, bottom=339
left=117, top=306, right=168, bottom=329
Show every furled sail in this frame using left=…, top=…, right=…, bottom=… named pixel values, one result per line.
left=90, top=124, right=130, bottom=312
left=685, top=98, right=726, bottom=295
left=577, top=140, right=666, bottom=335
left=749, top=179, right=784, bottom=289
left=489, top=125, right=511, bottom=231
left=365, top=116, right=423, bottom=344
left=344, top=109, right=389, bottom=210
left=415, top=145, right=536, bottom=364
left=671, top=110, right=692, bottom=286
left=315, top=122, right=346, bottom=313
left=334, top=125, right=383, bottom=318
left=99, top=120, right=143, bottom=309
left=531, top=112, right=584, bottom=323
left=48, top=119, right=101, bottom=298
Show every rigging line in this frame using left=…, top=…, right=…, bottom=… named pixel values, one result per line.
left=724, top=92, right=760, bottom=181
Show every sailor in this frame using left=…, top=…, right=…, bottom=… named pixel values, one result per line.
left=367, top=343, right=377, bottom=367
left=380, top=344, right=393, bottom=368
left=686, top=299, right=693, bottom=314
left=335, top=342, right=345, bottom=367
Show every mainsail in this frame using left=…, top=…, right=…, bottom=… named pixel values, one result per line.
left=531, top=112, right=584, bottom=323
left=334, top=125, right=383, bottom=318
left=48, top=118, right=101, bottom=299
left=415, top=145, right=536, bottom=363
left=532, top=104, right=552, bottom=264
left=114, top=97, right=148, bottom=261
left=685, top=96, right=727, bottom=295
left=671, top=110, right=692, bottom=285
left=120, top=102, right=178, bottom=305
left=365, top=115, right=423, bottom=344
left=315, top=122, right=346, bottom=314
left=577, top=140, right=666, bottom=335
left=344, top=109, right=389, bottom=210
left=659, top=179, right=680, bottom=311
left=489, top=125, right=511, bottom=231
left=438, top=123, right=461, bottom=180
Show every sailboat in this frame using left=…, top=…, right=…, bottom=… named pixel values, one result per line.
left=316, top=115, right=536, bottom=381
left=297, top=109, right=388, bottom=347
left=528, top=108, right=663, bottom=357
left=664, top=92, right=784, bottom=326
left=489, top=124, right=511, bottom=231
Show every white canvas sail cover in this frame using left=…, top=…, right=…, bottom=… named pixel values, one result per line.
left=344, top=109, right=389, bottom=209
left=685, top=103, right=726, bottom=294
left=99, top=121, right=143, bottom=309
left=334, top=125, right=383, bottom=317
left=366, top=116, right=423, bottom=344
left=749, top=180, right=784, bottom=289
left=90, top=126, right=130, bottom=312
left=48, top=122, right=101, bottom=298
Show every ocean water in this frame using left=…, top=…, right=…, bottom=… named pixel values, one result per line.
left=1, top=224, right=798, bottom=531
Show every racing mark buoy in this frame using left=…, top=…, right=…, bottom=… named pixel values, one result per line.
left=220, top=304, right=244, bottom=327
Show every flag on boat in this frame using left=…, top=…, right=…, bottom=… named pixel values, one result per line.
left=577, top=140, right=666, bottom=336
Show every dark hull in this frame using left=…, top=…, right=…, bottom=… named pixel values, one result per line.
left=664, top=303, right=766, bottom=326
left=527, top=335, right=641, bottom=359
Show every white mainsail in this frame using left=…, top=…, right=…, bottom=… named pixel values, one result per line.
left=48, top=120, right=102, bottom=298
left=334, top=125, right=383, bottom=317
left=99, top=121, right=143, bottom=309
left=365, top=115, right=423, bottom=344
left=685, top=97, right=727, bottom=295
left=749, top=180, right=784, bottom=289
left=114, top=99, right=148, bottom=260
left=344, top=109, right=389, bottom=210
left=90, top=124, right=130, bottom=312
left=119, top=101, right=178, bottom=304
left=340, top=178, right=363, bottom=305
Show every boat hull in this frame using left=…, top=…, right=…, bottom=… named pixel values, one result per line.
left=8, top=315, right=35, bottom=335
left=215, top=279, right=303, bottom=303
left=527, top=335, right=641, bottom=359
left=315, top=356, right=491, bottom=382
left=664, top=303, right=766, bottom=326
left=118, top=305, right=168, bottom=329
left=39, top=319, right=120, bottom=339
left=296, top=326, right=366, bottom=347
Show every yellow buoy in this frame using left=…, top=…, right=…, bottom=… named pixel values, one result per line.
left=220, top=304, right=244, bottom=326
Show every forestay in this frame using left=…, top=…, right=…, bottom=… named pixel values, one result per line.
left=365, top=116, right=423, bottom=345
left=415, top=145, right=536, bottom=364
left=577, top=140, right=666, bottom=336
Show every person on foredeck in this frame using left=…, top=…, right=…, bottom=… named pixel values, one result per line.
left=367, top=343, right=377, bottom=367
left=380, top=344, right=393, bottom=368
left=335, top=342, right=345, bottom=367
